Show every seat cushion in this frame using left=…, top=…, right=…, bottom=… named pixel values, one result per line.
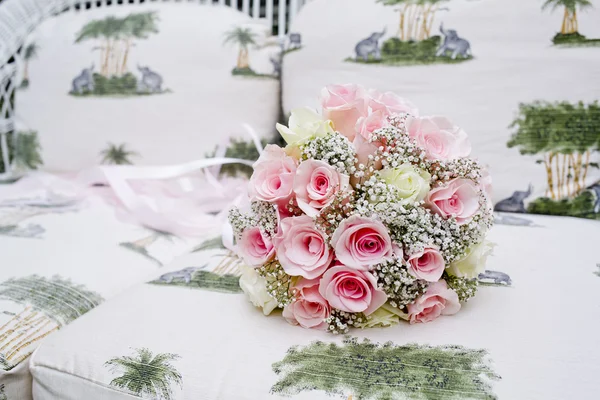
left=15, top=3, right=280, bottom=171
left=29, top=214, right=600, bottom=399
left=0, top=179, right=219, bottom=399
left=281, top=0, right=600, bottom=219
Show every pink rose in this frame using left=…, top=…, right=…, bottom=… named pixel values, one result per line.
left=236, top=227, right=275, bottom=267
left=293, top=160, right=350, bottom=217
left=406, top=116, right=471, bottom=161
left=320, top=84, right=367, bottom=141
left=319, top=265, right=387, bottom=315
left=354, top=110, right=388, bottom=141
left=273, top=215, right=333, bottom=279
left=407, top=280, right=461, bottom=324
left=283, top=278, right=330, bottom=329
left=369, top=89, right=419, bottom=116
left=407, top=247, right=445, bottom=282
left=331, top=215, right=393, bottom=270
left=249, top=145, right=297, bottom=206
left=427, top=178, right=480, bottom=225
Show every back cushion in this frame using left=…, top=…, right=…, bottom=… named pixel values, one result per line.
left=16, top=3, right=280, bottom=170
left=282, top=0, right=600, bottom=218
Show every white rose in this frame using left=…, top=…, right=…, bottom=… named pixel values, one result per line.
left=378, top=163, right=431, bottom=204
left=358, top=305, right=401, bottom=328
left=238, top=264, right=278, bottom=315
left=276, top=107, right=335, bottom=146
left=447, top=241, right=495, bottom=279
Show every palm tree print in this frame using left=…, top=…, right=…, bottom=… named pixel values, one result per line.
left=542, top=0, right=593, bottom=35
left=272, top=337, right=500, bottom=399
left=0, top=130, right=43, bottom=178
left=100, top=143, right=138, bottom=165
left=12, top=131, right=42, bottom=171
left=119, top=230, right=175, bottom=266
left=223, top=26, right=257, bottom=70
left=20, top=42, right=39, bottom=88
left=507, top=101, right=600, bottom=200
left=105, top=348, right=182, bottom=400
left=0, top=275, right=103, bottom=370
left=76, top=12, right=159, bottom=77
left=0, top=384, right=6, bottom=400
left=378, top=0, right=448, bottom=41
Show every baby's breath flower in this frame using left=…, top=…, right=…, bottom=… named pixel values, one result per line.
left=256, top=259, right=296, bottom=308
left=325, top=309, right=365, bottom=334
left=228, top=201, right=279, bottom=239
left=375, top=258, right=428, bottom=309
left=444, top=273, right=478, bottom=303
left=299, top=132, right=357, bottom=175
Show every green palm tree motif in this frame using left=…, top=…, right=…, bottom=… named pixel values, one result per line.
left=119, top=230, right=175, bottom=266
left=0, top=275, right=103, bottom=370
left=0, top=130, right=42, bottom=177
left=272, top=337, right=501, bottom=399
left=378, top=0, right=447, bottom=41
left=0, top=383, right=6, bottom=400
left=207, top=137, right=266, bottom=177
left=105, top=348, right=182, bottom=400
left=507, top=101, right=600, bottom=200
left=75, top=12, right=159, bottom=77
left=223, top=27, right=257, bottom=70
left=100, top=143, right=138, bottom=165
left=542, top=0, right=593, bottom=34
left=191, top=236, right=226, bottom=252
left=20, top=42, right=39, bottom=88
left=0, top=275, right=104, bottom=327
left=12, top=130, right=42, bottom=170
left=121, top=12, right=159, bottom=75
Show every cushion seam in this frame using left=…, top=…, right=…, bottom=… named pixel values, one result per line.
left=31, top=363, right=142, bottom=399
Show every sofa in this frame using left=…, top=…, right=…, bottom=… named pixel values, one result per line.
left=1, top=0, right=599, bottom=399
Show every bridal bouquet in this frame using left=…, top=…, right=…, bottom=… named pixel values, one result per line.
left=229, top=84, right=493, bottom=333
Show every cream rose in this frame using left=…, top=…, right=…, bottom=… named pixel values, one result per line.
left=239, top=264, right=278, bottom=315
left=378, top=163, right=431, bottom=205
left=447, top=241, right=494, bottom=279
left=276, top=107, right=335, bottom=147
left=358, top=305, right=401, bottom=328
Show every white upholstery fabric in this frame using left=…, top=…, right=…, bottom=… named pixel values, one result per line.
left=282, top=0, right=600, bottom=206
left=15, top=3, right=280, bottom=171
left=29, top=214, right=600, bottom=399
left=0, top=194, right=218, bottom=399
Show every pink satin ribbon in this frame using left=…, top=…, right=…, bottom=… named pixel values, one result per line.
left=1, top=126, right=264, bottom=239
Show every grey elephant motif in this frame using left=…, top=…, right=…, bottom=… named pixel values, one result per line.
left=71, top=64, right=95, bottom=94
left=436, top=24, right=471, bottom=59
left=588, top=183, right=600, bottom=213
left=478, top=270, right=512, bottom=286
left=355, top=28, right=386, bottom=62
left=136, top=65, right=163, bottom=93
left=495, top=185, right=533, bottom=213
left=287, top=33, right=302, bottom=50
left=158, top=266, right=204, bottom=284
